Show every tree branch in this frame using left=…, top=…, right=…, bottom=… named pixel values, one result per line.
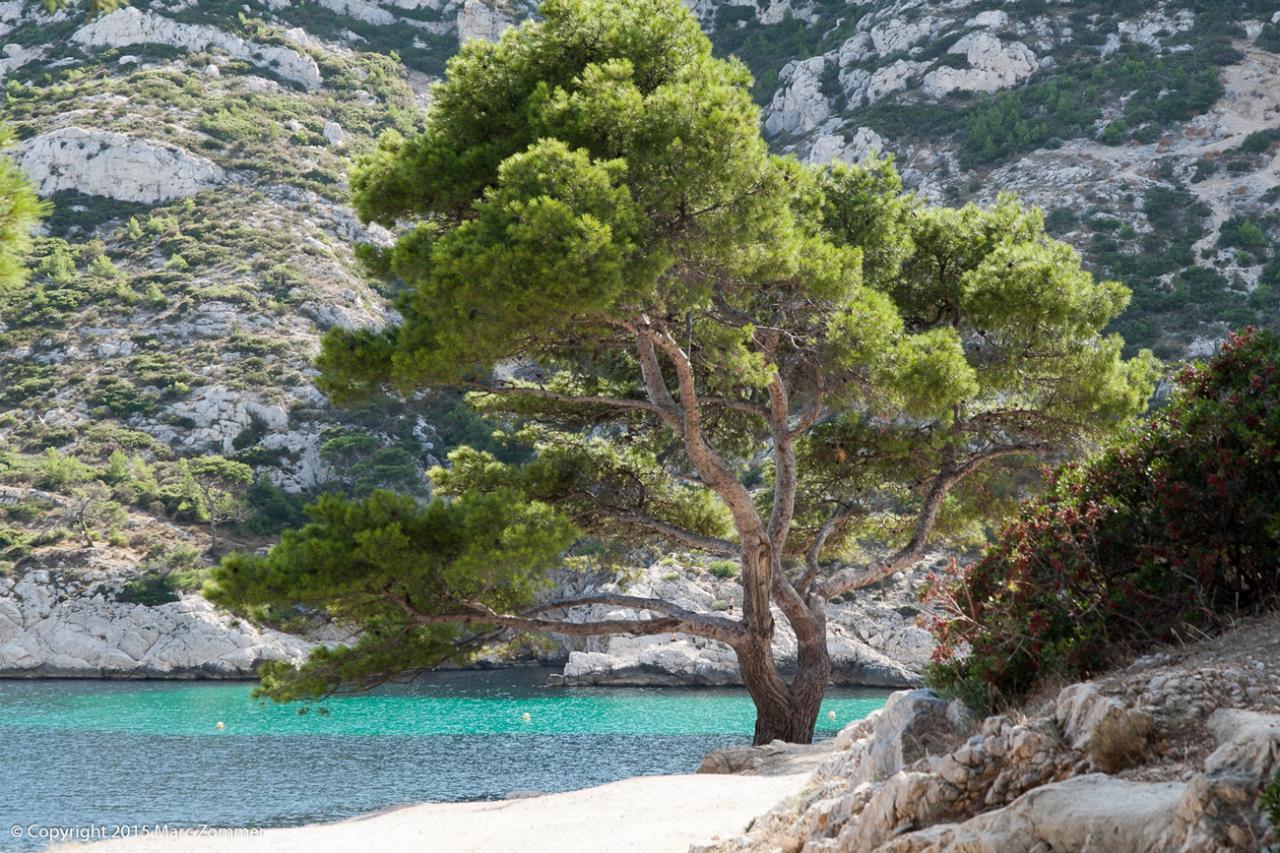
left=815, top=443, right=1052, bottom=598
left=766, top=371, right=796, bottom=547
left=396, top=593, right=744, bottom=645
left=467, top=382, right=664, bottom=416
left=607, top=510, right=741, bottom=558
left=525, top=592, right=745, bottom=643
left=633, top=328, right=682, bottom=428
left=798, top=503, right=863, bottom=595
left=645, top=325, right=765, bottom=540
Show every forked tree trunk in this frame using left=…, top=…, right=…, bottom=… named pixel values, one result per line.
left=736, top=637, right=831, bottom=744
left=734, top=600, right=832, bottom=745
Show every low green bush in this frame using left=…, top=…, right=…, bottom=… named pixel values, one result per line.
left=1263, top=767, right=1280, bottom=832
left=708, top=560, right=738, bottom=579
left=117, top=572, right=180, bottom=606
left=926, top=329, right=1280, bottom=709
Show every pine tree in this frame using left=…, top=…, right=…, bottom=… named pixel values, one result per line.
left=211, top=0, right=1160, bottom=744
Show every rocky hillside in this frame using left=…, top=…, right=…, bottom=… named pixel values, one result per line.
left=699, top=612, right=1280, bottom=851
left=1, top=0, right=1278, bottom=678
left=722, top=0, right=1280, bottom=359
left=0, top=0, right=509, bottom=674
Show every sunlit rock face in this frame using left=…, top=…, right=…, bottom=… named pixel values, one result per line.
left=17, top=128, right=225, bottom=204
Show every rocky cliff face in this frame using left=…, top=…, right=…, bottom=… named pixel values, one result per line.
left=2, top=0, right=1278, bottom=681
left=724, top=0, right=1280, bottom=360
left=699, top=613, right=1280, bottom=852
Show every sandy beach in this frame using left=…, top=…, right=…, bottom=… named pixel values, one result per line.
left=57, top=773, right=806, bottom=853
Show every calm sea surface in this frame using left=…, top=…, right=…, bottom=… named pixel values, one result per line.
left=0, top=670, right=888, bottom=851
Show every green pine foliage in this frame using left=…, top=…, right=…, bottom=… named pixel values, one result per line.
left=212, top=0, right=1157, bottom=709
left=0, top=125, right=49, bottom=292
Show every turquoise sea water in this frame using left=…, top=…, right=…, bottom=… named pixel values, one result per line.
left=0, top=670, right=888, bottom=851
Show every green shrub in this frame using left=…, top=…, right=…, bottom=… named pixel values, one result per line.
left=1257, top=22, right=1280, bottom=53
left=1239, top=128, right=1280, bottom=155
left=86, top=377, right=159, bottom=417
left=35, top=448, right=95, bottom=490
left=926, top=329, right=1280, bottom=709
left=117, top=572, right=180, bottom=606
left=708, top=560, right=738, bottom=579
left=1218, top=217, right=1269, bottom=252
left=0, top=524, right=32, bottom=561
left=1262, top=767, right=1280, bottom=833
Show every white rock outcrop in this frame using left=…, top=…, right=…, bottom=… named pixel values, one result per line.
left=164, top=384, right=289, bottom=455
left=864, top=58, right=925, bottom=103
left=1055, top=681, right=1153, bottom=772
left=313, top=0, right=398, bottom=26
left=700, top=615, right=1280, bottom=853
left=0, top=569, right=314, bottom=678
left=808, top=127, right=886, bottom=165
left=911, top=774, right=1186, bottom=852
left=921, top=32, right=1039, bottom=98
left=456, top=0, right=510, bottom=43
left=0, top=42, right=42, bottom=78
left=765, top=57, right=830, bottom=136
left=322, top=120, right=346, bottom=148
left=72, top=7, right=323, bottom=90
left=16, top=127, right=225, bottom=204
left=869, top=16, right=935, bottom=57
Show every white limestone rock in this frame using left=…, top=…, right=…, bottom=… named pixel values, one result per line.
left=0, top=569, right=315, bottom=678
left=906, top=774, right=1184, bottom=852
left=765, top=56, right=831, bottom=136
left=72, top=7, right=323, bottom=90
left=921, top=32, right=1038, bottom=98
left=456, top=0, right=510, bottom=43
left=312, top=0, right=398, bottom=26
left=16, top=127, right=225, bottom=204
left=807, top=127, right=885, bottom=165
left=864, top=59, right=925, bottom=103
left=1055, top=681, right=1153, bottom=772
left=0, top=42, right=43, bottom=78
left=869, top=16, right=935, bottom=57
left=164, top=384, right=288, bottom=455
left=1204, top=708, right=1280, bottom=780
left=322, top=120, right=346, bottom=148
left=854, top=689, right=961, bottom=784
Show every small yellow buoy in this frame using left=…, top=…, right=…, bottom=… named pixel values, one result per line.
left=827, top=711, right=836, bottom=721
left=521, top=712, right=531, bottom=722
left=215, top=721, right=225, bottom=730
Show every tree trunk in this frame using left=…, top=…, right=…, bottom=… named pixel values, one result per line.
left=736, top=635, right=829, bottom=745
left=785, top=600, right=832, bottom=745
left=733, top=542, right=833, bottom=745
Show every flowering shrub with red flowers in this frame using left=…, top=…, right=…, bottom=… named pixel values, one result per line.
left=925, top=328, right=1280, bottom=709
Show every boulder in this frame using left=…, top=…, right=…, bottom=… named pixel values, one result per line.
left=858, top=689, right=962, bottom=783
left=765, top=57, right=831, bottom=136
left=456, top=0, right=510, bottom=43
left=1204, top=708, right=1280, bottom=781
left=921, top=32, right=1038, bottom=98
left=698, top=740, right=835, bottom=777
left=0, top=575, right=316, bottom=678
left=883, top=774, right=1184, bottom=853
left=807, top=127, right=885, bottom=165
left=1055, top=682, right=1152, bottom=772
